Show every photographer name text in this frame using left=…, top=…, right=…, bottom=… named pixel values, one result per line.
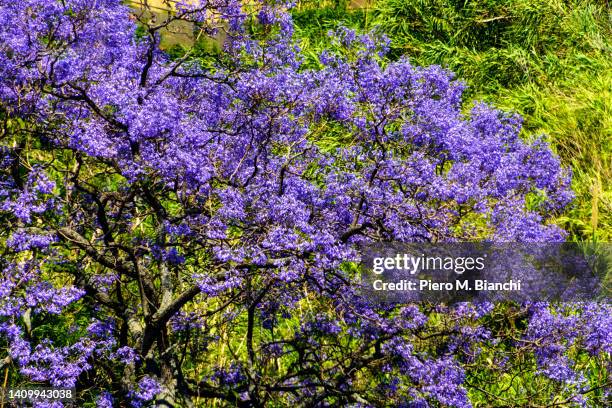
left=372, top=279, right=522, bottom=292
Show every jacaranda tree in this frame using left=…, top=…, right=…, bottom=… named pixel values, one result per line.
left=0, top=1, right=609, bottom=407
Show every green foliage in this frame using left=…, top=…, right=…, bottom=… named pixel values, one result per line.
left=292, top=2, right=370, bottom=68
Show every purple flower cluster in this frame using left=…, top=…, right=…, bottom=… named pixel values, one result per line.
left=526, top=303, right=612, bottom=384
left=128, top=376, right=162, bottom=408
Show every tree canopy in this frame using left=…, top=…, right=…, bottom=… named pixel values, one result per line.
left=0, top=1, right=608, bottom=407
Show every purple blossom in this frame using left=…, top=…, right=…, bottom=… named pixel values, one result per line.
left=7, top=230, right=56, bottom=252
left=96, top=391, right=114, bottom=408
left=128, top=376, right=162, bottom=407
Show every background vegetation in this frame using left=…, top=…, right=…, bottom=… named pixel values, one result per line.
left=292, top=0, right=611, bottom=241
